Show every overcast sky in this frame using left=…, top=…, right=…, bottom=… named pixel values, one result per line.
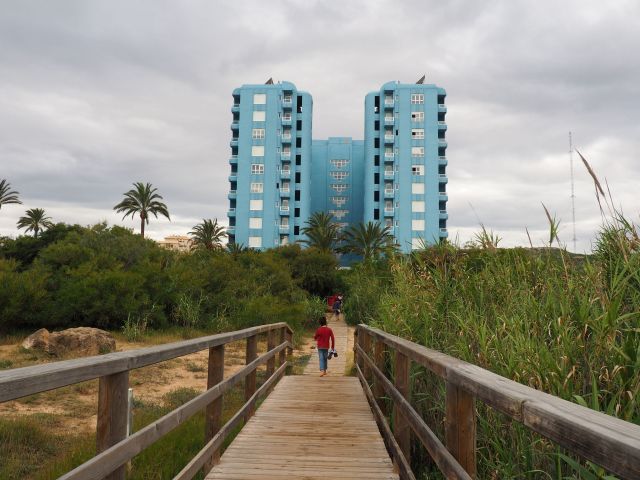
left=1, top=0, right=638, bottom=252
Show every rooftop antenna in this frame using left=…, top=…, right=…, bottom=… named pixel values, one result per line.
left=569, top=131, right=577, bottom=252
left=265, top=77, right=274, bottom=85
left=416, top=74, right=425, bottom=84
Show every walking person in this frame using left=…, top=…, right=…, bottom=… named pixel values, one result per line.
left=332, top=295, right=343, bottom=319
left=314, top=317, right=335, bottom=377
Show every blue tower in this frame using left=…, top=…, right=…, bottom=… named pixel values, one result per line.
left=364, top=81, right=447, bottom=253
left=228, top=81, right=313, bottom=248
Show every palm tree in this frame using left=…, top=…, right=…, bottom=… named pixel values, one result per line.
left=113, top=182, right=170, bottom=238
left=227, top=242, right=248, bottom=257
left=17, top=208, right=53, bottom=237
left=301, top=211, right=341, bottom=253
left=340, top=221, right=395, bottom=261
left=0, top=179, right=22, bottom=209
left=189, top=218, right=227, bottom=250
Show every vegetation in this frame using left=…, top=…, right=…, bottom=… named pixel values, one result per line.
left=301, top=211, right=341, bottom=253
left=113, top=182, right=170, bottom=238
left=189, top=218, right=226, bottom=251
left=16, top=208, right=53, bottom=237
left=0, top=179, right=22, bottom=209
left=339, top=221, right=396, bottom=260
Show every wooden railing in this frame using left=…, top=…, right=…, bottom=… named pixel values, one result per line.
left=0, top=322, right=293, bottom=480
left=355, top=324, right=640, bottom=480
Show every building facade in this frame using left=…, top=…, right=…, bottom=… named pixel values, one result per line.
left=227, top=80, right=447, bottom=254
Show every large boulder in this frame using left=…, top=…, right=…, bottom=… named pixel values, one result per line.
left=22, top=327, right=116, bottom=356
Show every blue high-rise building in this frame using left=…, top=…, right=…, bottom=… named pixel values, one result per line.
left=364, top=81, right=448, bottom=251
left=227, top=80, right=447, bottom=254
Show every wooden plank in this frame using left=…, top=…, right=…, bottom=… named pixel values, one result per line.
left=356, top=363, right=416, bottom=480
left=445, top=382, right=476, bottom=478
left=266, top=330, right=276, bottom=377
left=394, top=350, right=411, bottom=463
left=244, top=335, right=258, bottom=422
left=96, top=371, right=129, bottom=480
left=174, top=362, right=287, bottom=480
left=357, top=344, right=472, bottom=480
left=59, top=342, right=289, bottom=480
left=0, top=322, right=293, bottom=403
left=205, top=345, right=225, bottom=471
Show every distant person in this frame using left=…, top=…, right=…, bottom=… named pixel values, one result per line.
left=332, top=295, right=343, bottom=318
left=313, top=317, right=335, bottom=377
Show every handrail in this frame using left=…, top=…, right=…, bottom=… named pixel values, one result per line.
left=0, top=322, right=292, bottom=402
left=356, top=324, right=640, bottom=480
left=0, top=322, right=293, bottom=480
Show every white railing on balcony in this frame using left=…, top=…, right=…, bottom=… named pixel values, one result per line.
left=282, top=134, right=292, bottom=141
left=384, top=152, right=394, bottom=158
left=384, top=135, right=394, bottom=142
left=438, top=104, right=446, bottom=108
left=384, top=189, right=394, bottom=195
left=283, top=96, right=292, bottom=104
left=229, top=190, right=236, bottom=195
left=384, top=117, right=394, bottom=122
left=228, top=208, right=236, bottom=213
left=439, top=210, right=447, bottom=214
left=438, top=121, right=446, bottom=125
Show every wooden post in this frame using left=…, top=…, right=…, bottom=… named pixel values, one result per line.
left=96, top=371, right=129, bottom=480
left=374, top=339, right=387, bottom=416
left=244, top=335, right=258, bottom=422
left=362, top=331, right=372, bottom=382
left=285, top=329, right=293, bottom=357
left=266, top=329, right=276, bottom=377
left=204, top=345, right=225, bottom=472
left=278, top=327, right=286, bottom=367
left=355, top=328, right=363, bottom=371
left=445, top=382, right=477, bottom=478
left=393, top=351, right=411, bottom=464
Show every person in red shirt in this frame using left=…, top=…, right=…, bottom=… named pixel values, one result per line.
left=313, top=317, right=335, bottom=377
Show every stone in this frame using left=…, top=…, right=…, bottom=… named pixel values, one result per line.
left=22, top=327, right=116, bottom=356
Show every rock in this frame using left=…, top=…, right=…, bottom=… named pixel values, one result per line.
left=22, top=327, right=116, bottom=356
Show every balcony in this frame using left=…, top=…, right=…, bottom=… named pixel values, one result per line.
left=384, top=134, right=394, bottom=144
left=281, top=153, right=291, bottom=161
left=438, top=121, right=447, bottom=130
left=228, top=173, right=237, bottom=182
left=384, top=189, right=395, bottom=198
left=438, top=104, right=447, bottom=113
left=279, top=189, right=290, bottom=198
left=384, top=116, right=394, bottom=125
left=227, top=208, right=236, bottom=217
left=383, top=208, right=394, bottom=216
left=439, top=156, right=448, bottom=166
left=439, top=228, right=448, bottom=237
left=439, top=210, right=448, bottom=220
left=279, top=225, right=290, bottom=232
left=438, top=139, right=448, bottom=148
left=281, top=116, right=292, bottom=126
left=281, top=134, right=292, bottom=144
left=280, top=170, right=291, bottom=179
left=227, top=226, right=235, bottom=235
left=439, top=174, right=448, bottom=184
left=384, top=152, right=394, bottom=160
left=384, top=170, right=395, bottom=179
left=229, top=155, right=238, bottom=164
left=231, top=104, right=240, bottom=113
left=439, top=193, right=448, bottom=202
left=231, top=121, right=239, bottom=130
left=230, top=138, right=238, bottom=147
left=280, top=206, right=290, bottom=215
left=384, top=98, right=394, bottom=108
left=228, top=190, right=237, bottom=199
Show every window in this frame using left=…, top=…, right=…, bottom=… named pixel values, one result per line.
left=412, top=146, right=425, bottom=157
left=384, top=201, right=393, bottom=211
left=411, top=111, right=424, bottom=122
left=385, top=219, right=393, bottom=227
left=412, top=220, right=425, bottom=231
left=412, top=201, right=425, bottom=212
left=330, top=159, right=349, bottom=168
left=295, top=190, right=300, bottom=201
left=280, top=218, right=289, bottom=227
left=295, top=207, right=300, bottom=217
left=249, top=236, right=262, bottom=248
left=295, top=172, right=301, bottom=183
left=253, top=111, right=266, bottom=121
left=412, top=129, right=424, bottom=139
left=253, top=94, right=266, bottom=105
left=251, top=164, right=264, bottom=174
left=252, top=128, right=265, bottom=139
left=412, top=165, right=425, bottom=176
left=330, top=171, right=349, bottom=181
left=411, top=94, right=424, bottom=104
left=280, top=236, right=289, bottom=246
left=250, top=200, right=263, bottom=211
left=384, top=147, right=394, bottom=157
left=331, top=184, right=348, bottom=193
left=282, top=112, right=292, bottom=120
left=249, top=218, right=262, bottom=229
left=281, top=199, right=289, bottom=210
left=251, top=146, right=264, bottom=157
left=281, top=181, right=290, bottom=192
left=411, top=238, right=423, bottom=250
left=412, top=183, right=425, bottom=194
left=331, top=196, right=347, bottom=207
left=282, top=147, right=291, bottom=156
left=250, top=182, right=263, bottom=193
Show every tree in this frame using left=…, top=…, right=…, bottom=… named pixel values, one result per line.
left=189, top=218, right=226, bottom=251
left=16, top=208, right=53, bottom=237
left=301, top=211, right=342, bottom=253
left=113, top=182, right=170, bottom=238
left=340, top=221, right=395, bottom=261
left=0, top=179, right=22, bottom=209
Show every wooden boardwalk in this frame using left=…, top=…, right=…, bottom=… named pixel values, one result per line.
left=206, top=315, right=398, bottom=480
